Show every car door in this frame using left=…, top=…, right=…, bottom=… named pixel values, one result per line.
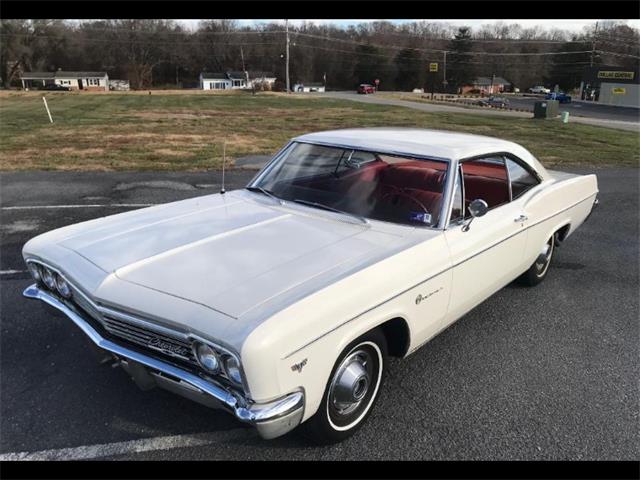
left=442, top=155, right=529, bottom=327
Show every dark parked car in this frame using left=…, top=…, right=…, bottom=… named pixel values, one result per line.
left=546, top=92, right=572, bottom=103
left=477, top=96, right=510, bottom=108
left=41, top=84, right=71, bottom=91
left=357, top=84, right=375, bottom=94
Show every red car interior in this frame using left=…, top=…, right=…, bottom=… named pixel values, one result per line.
left=461, top=160, right=510, bottom=211
left=292, top=158, right=448, bottom=225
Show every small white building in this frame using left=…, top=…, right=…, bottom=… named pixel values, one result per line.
left=293, top=83, right=326, bottom=93
left=108, top=79, right=130, bottom=91
left=200, top=71, right=276, bottom=91
left=20, top=71, right=109, bottom=91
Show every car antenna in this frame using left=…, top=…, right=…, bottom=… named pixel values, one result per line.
left=220, top=140, right=226, bottom=194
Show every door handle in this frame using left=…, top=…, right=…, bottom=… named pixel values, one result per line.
left=514, top=214, right=528, bottom=223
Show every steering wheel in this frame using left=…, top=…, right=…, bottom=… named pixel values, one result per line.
left=380, top=189, right=430, bottom=214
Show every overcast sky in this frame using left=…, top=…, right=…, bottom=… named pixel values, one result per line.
left=177, top=19, right=640, bottom=32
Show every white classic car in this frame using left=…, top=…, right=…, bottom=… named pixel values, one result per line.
left=23, top=128, right=599, bottom=443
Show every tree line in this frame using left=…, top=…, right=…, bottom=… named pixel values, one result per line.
left=1, top=19, right=638, bottom=92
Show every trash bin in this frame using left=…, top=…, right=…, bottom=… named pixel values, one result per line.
left=561, top=111, right=570, bottom=124
left=533, top=100, right=559, bottom=119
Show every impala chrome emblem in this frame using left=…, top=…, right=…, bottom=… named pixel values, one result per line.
left=291, top=358, right=308, bottom=373
left=148, top=337, right=190, bottom=357
left=415, top=287, right=443, bottom=305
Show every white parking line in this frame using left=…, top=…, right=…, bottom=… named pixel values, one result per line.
left=1, top=204, right=155, bottom=211
left=0, top=270, right=27, bottom=275
left=0, top=430, right=246, bottom=460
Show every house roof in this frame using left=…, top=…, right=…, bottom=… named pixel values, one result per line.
left=201, top=72, right=228, bottom=80
left=227, top=71, right=247, bottom=79
left=473, top=76, right=511, bottom=86
left=21, top=71, right=108, bottom=79
left=200, top=71, right=276, bottom=81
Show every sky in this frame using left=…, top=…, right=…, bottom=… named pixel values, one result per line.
left=177, top=19, right=640, bottom=32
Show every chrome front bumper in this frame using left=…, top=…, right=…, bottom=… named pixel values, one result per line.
left=23, top=284, right=304, bottom=440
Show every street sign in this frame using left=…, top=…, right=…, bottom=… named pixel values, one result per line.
left=429, top=63, right=438, bottom=73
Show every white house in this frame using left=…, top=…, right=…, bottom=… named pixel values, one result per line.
left=200, top=71, right=276, bottom=91
left=20, top=71, right=109, bottom=91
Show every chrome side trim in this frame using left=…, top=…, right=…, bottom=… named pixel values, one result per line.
left=284, top=193, right=597, bottom=359
left=23, top=284, right=304, bottom=439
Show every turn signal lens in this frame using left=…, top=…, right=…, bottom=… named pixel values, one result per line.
left=195, top=343, right=220, bottom=374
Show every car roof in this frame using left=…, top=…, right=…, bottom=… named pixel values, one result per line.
left=293, top=128, right=549, bottom=176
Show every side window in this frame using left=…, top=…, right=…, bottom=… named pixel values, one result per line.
left=461, top=156, right=510, bottom=217
left=449, top=166, right=464, bottom=224
left=506, top=157, right=539, bottom=200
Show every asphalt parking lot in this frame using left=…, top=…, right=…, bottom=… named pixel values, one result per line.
left=0, top=168, right=638, bottom=460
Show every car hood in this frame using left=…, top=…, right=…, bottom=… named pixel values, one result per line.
left=57, top=190, right=414, bottom=319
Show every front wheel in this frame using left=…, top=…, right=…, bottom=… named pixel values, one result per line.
left=518, top=234, right=555, bottom=286
left=300, top=329, right=387, bottom=444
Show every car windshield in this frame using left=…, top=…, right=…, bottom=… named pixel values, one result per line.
left=251, top=142, right=449, bottom=227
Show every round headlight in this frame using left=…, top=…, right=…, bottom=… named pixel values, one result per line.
left=41, top=267, right=56, bottom=290
left=54, top=274, right=72, bottom=299
left=195, top=343, right=220, bottom=374
left=224, top=356, right=243, bottom=385
left=27, top=263, right=42, bottom=283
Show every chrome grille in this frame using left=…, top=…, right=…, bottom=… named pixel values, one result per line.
left=101, top=314, right=197, bottom=365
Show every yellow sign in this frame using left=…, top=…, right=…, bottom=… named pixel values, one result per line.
left=612, top=87, right=626, bottom=94
left=429, top=63, right=438, bottom=73
left=598, top=71, right=634, bottom=80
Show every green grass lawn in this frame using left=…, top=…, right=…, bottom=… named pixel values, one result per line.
left=0, top=90, right=637, bottom=171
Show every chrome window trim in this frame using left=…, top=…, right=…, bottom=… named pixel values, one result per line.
left=445, top=163, right=465, bottom=228
left=504, top=154, right=542, bottom=201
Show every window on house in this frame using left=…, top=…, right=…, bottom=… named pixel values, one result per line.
left=506, top=157, right=539, bottom=200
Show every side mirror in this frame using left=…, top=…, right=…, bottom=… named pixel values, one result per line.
left=462, top=199, right=488, bottom=232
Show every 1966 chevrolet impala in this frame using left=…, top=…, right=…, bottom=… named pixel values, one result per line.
left=23, top=128, right=599, bottom=443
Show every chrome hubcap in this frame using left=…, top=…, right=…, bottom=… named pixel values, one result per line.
left=330, top=350, right=372, bottom=416
left=535, top=237, right=554, bottom=274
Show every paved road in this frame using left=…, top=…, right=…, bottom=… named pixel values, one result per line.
left=503, top=95, right=640, bottom=122
left=1, top=169, right=638, bottom=460
left=324, top=92, right=640, bottom=132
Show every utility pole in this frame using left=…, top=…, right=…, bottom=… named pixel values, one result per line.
left=241, top=46, right=249, bottom=86
left=285, top=19, right=291, bottom=93
left=590, top=21, right=598, bottom=67
left=442, top=51, right=448, bottom=92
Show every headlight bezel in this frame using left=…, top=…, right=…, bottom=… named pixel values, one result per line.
left=54, top=273, right=73, bottom=299
left=27, top=262, right=43, bottom=284
left=190, top=336, right=247, bottom=390
left=193, top=342, right=222, bottom=374
left=41, top=266, right=57, bottom=290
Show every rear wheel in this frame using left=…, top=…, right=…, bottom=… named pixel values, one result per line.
left=300, top=329, right=387, bottom=444
left=519, top=234, right=555, bottom=286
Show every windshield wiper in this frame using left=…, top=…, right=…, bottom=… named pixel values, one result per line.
left=245, top=186, right=283, bottom=204
left=292, top=199, right=368, bottom=225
